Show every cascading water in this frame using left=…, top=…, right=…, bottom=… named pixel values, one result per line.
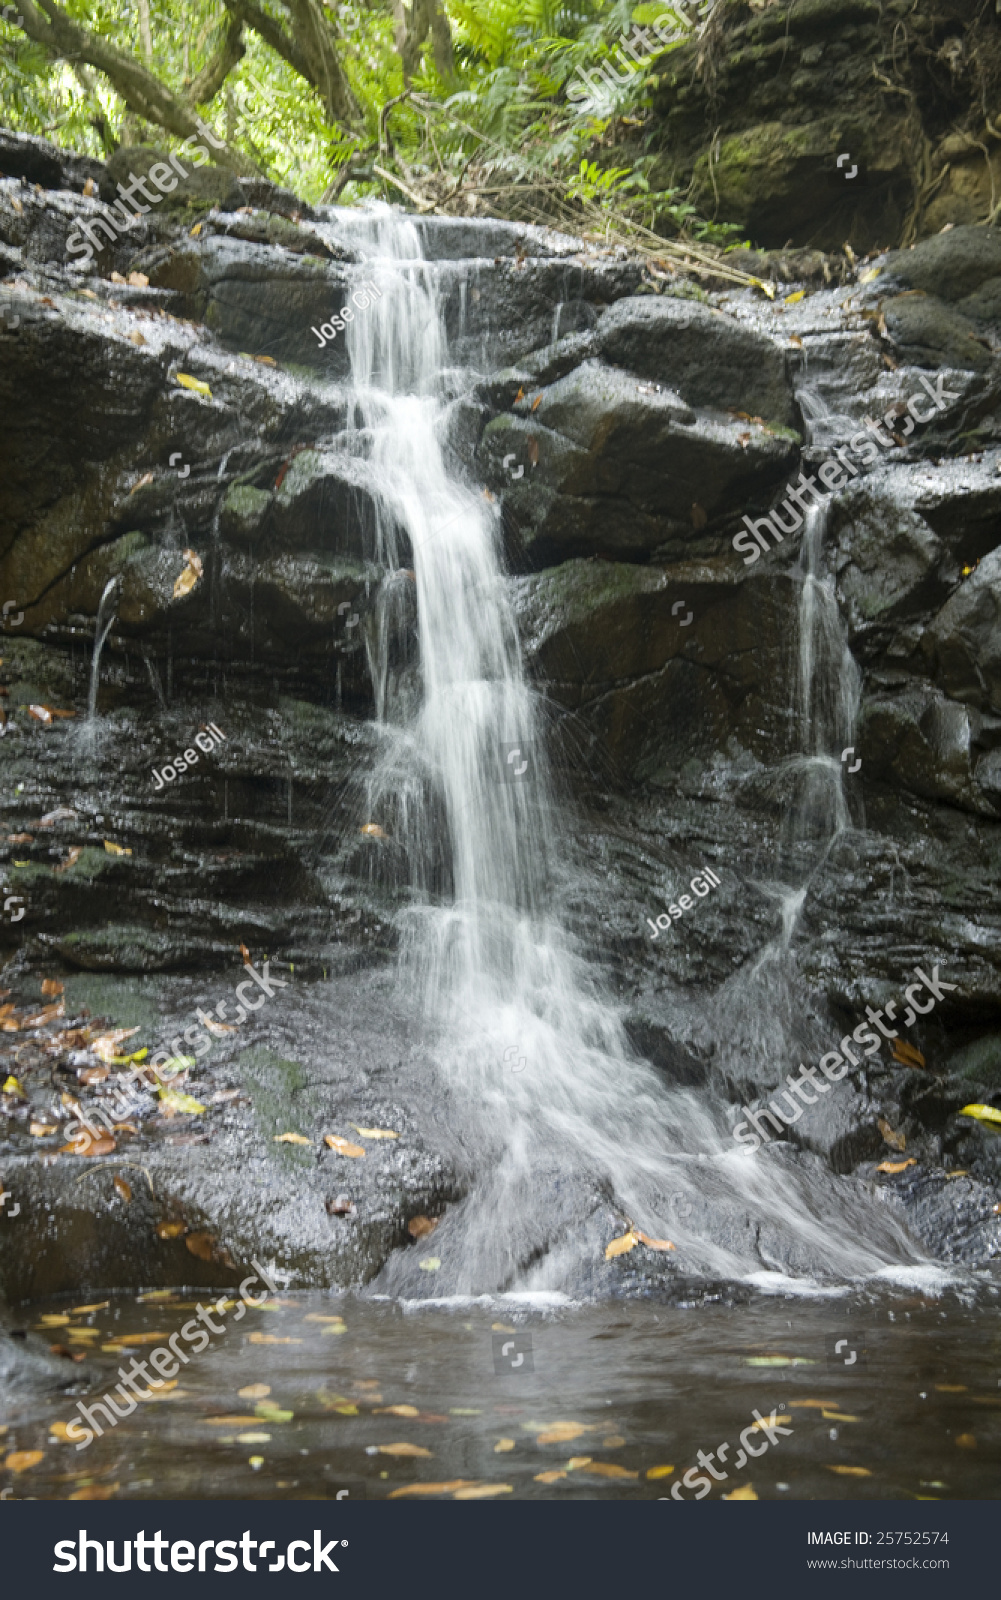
left=86, top=576, right=121, bottom=728
left=326, top=207, right=923, bottom=1295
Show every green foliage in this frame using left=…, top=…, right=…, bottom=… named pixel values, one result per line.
left=0, top=0, right=740, bottom=242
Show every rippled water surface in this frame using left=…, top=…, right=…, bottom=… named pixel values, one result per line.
left=5, top=1279, right=1000, bottom=1501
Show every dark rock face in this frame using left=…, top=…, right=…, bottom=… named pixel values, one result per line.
left=1, top=130, right=999, bottom=1298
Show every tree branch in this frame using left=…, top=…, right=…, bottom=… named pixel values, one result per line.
left=18, top=0, right=254, bottom=172
left=222, top=0, right=314, bottom=85
left=189, top=12, right=247, bottom=106
left=277, top=0, right=359, bottom=125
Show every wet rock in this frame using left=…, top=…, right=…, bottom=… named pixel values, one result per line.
left=922, top=545, right=1001, bottom=717
left=880, top=226, right=1001, bottom=304
left=0, top=127, right=104, bottom=195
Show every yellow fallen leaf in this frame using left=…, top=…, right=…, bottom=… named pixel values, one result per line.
left=876, top=1158, right=916, bottom=1174
left=103, top=840, right=132, bottom=856
left=827, top=1465, right=872, bottom=1477
left=4, top=1451, right=44, bottom=1471
left=453, top=1484, right=512, bottom=1499
left=945, top=1170, right=969, bottom=1179
left=935, top=1384, right=967, bottom=1393
left=173, top=559, right=201, bottom=600
left=2, top=1075, right=24, bottom=1095
left=71, top=1302, right=110, bottom=1315
left=176, top=371, right=212, bottom=398
left=374, top=1405, right=420, bottom=1418
left=104, top=1331, right=169, bottom=1346
left=128, top=330, right=145, bottom=345
left=859, top=266, right=881, bottom=283
left=128, top=271, right=149, bottom=287
left=752, top=1414, right=793, bottom=1432
left=388, top=1481, right=479, bottom=1498
left=204, top=1415, right=264, bottom=1426
left=324, top=1134, right=366, bottom=1157
left=646, top=1464, right=675, bottom=1478
left=303, top=1315, right=346, bottom=1324
left=751, top=276, right=776, bottom=300
left=190, top=222, right=202, bottom=236
left=537, top=1421, right=590, bottom=1445
left=822, top=1410, right=860, bottom=1422
left=239, top=1384, right=271, bottom=1400
left=36, top=1314, right=71, bottom=1327
left=349, top=1124, right=398, bottom=1139
left=636, top=1230, right=675, bottom=1251
left=956, top=1433, right=977, bottom=1449
left=958, top=1103, right=1001, bottom=1127
left=566, top=1456, right=592, bottom=1471
left=378, top=1442, right=433, bottom=1458
left=248, top=1333, right=301, bottom=1345
left=29, top=1121, right=58, bottom=1136
left=49, top=1422, right=78, bottom=1441
left=605, top=1230, right=639, bottom=1259
left=158, top=1089, right=206, bottom=1115
left=534, top=1470, right=567, bottom=1483
left=156, top=1221, right=187, bottom=1239
left=419, top=1257, right=441, bottom=1271
left=274, top=1131, right=312, bottom=1144
left=494, top=1438, right=515, bottom=1453
left=892, top=1039, right=925, bottom=1069
left=724, top=1483, right=758, bottom=1499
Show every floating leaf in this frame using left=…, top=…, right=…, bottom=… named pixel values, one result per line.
left=827, top=1465, right=872, bottom=1477
left=176, top=372, right=212, bottom=397
left=324, top=1134, right=365, bottom=1157
left=303, top=1314, right=346, bottom=1325
left=784, top=290, right=805, bottom=304
left=374, top=1404, right=420, bottom=1417
left=48, top=1422, right=78, bottom=1442
left=454, top=1484, right=512, bottom=1499
left=255, top=1404, right=293, bottom=1422
left=274, top=1132, right=312, bottom=1145
left=408, top=1215, right=439, bottom=1238
left=103, top=840, right=132, bottom=856
left=534, top=1470, right=567, bottom=1484
left=636, top=1230, right=675, bottom=1251
left=602, top=1435, right=626, bottom=1447
left=822, top=1410, right=859, bottom=1422
left=958, top=1103, right=1001, bottom=1127
left=190, top=222, right=203, bottom=237
left=378, top=1442, right=433, bottom=1458
left=237, top=1432, right=271, bottom=1444
left=71, top=1302, right=109, bottom=1314
left=646, top=1464, right=675, bottom=1478
left=157, top=1220, right=187, bottom=1239
left=388, top=1481, right=479, bottom=1498
left=350, top=1123, right=398, bottom=1139
left=578, top=1462, right=638, bottom=1479
left=788, top=1399, right=834, bottom=1410
left=745, top=1355, right=815, bottom=1367
left=878, top=1117, right=906, bottom=1151
left=419, top=1256, right=441, bottom=1271
left=36, top=1314, right=71, bottom=1327
left=494, top=1438, right=515, bottom=1453
left=876, top=1158, right=916, bottom=1174
left=92, top=1027, right=140, bottom=1062
left=61, top=1134, right=116, bottom=1156
left=204, top=1415, right=263, bottom=1426
left=724, top=1483, right=758, bottom=1499
left=185, top=1231, right=216, bottom=1260
left=248, top=1333, right=301, bottom=1344
left=605, top=1230, right=638, bottom=1259
left=537, top=1421, right=589, bottom=1445
left=956, top=1433, right=977, bottom=1449
left=5, top=1451, right=44, bottom=1471
left=566, top=1456, right=592, bottom=1471
left=239, top=1384, right=271, bottom=1400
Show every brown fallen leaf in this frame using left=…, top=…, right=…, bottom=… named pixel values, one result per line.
left=128, top=330, right=146, bottom=345
left=204, top=1415, right=263, bottom=1426
left=956, top=1433, right=977, bottom=1449
left=56, top=846, right=84, bottom=874
left=48, top=1422, right=78, bottom=1442
left=105, top=1331, right=169, bottom=1346
left=274, top=1132, right=312, bottom=1145
left=876, top=1158, right=916, bottom=1174
left=83, top=177, right=98, bottom=197
left=29, top=1121, right=58, bottom=1136
left=113, top=1176, right=132, bottom=1203
left=103, top=840, right=132, bottom=856
left=173, top=549, right=203, bottom=600
left=878, top=1117, right=906, bottom=1151
left=454, top=1484, right=512, bottom=1499
left=827, top=1465, right=872, bottom=1477
left=60, top=1134, right=116, bottom=1156
left=239, top=1384, right=271, bottom=1400
left=378, top=1442, right=433, bottom=1458
left=185, top=1231, right=216, bottom=1261
left=156, top=1220, right=187, bottom=1239
left=239, top=943, right=251, bottom=963
left=373, top=1405, right=420, bottom=1418
left=128, top=271, right=149, bottom=287
left=602, top=1435, right=626, bottom=1448
left=40, top=979, right=64, bottom=997
left=324, top=1134, right=366, bottom=1158
left=111, top=271, right=127, bottom=284
left=350, top=1123, right=398, bottom=1140
left=71, top=1302, right=110, bottom=1314
left=789, top=335, right=803, bottom=348
left=577, top=1461, right=638, bottom=1479
left=128, top=472, right=154, bottom=497
left=636, top=1230, right=675, bottom=1252
left=605, top=1230, right=638, bottom=1259
left=530, top=394, right=542, bottom=412
left=514, top=387, right=525, bottom=403
left=892, top=1039, right=925, bottom=1070
left=248, top=1333, right=301, bottom=1344
left=534, top=1470, right=567, bottom=1483
left=408, top=1215, right=439, bottom=1238
left=78, top=1065, right=109, bottom=1085
left=566, top=1456, right=592, bottom=1471
left=359, top=824, right=387, bottom=839
left=7, top=834, right=33, bottom=844
left=5, top=1450, right=45, bottom=1471
left=327, top=1195, right=355, bottom=1216
left=494, top=1438, right=515, bottom=1453
left=788, top=1399, right=835, bottom=1410
left=92, top=1027, right=140, bottom=1062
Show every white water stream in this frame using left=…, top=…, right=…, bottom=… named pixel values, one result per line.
left=325, top=208, right=923, bottom=1294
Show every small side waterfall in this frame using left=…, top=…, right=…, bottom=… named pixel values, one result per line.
left=324, top=206, right=922, bottom=1294
left=87, top=577, right=120, bottom=726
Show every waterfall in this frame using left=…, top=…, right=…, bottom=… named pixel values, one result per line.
left=87, top=577, right=120, bottom=726
left=325, top=206, right=922, bottom=1294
